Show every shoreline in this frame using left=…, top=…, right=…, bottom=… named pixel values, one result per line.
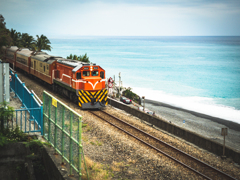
left=144, top=99, right=240, bottom=132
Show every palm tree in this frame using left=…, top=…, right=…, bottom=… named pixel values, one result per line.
left=67, top=54, right=73, bottom=59
left=10, top=28, right=21, bottom=46
left=21, top=33, right=36, bottom=50
left=35, top=34, right=52, bottom=51
left=66, top=53, right=90, bottom=63
left=79, top=53, right=90, bottom=63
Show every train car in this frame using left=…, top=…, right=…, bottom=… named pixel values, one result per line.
left=15, top=48, right=33, bottom=73
left=3, top=46, right=108, bottom=109
left=30, top=52, right=60, bottom=84
left=53, top=59, right=108, bottom=109
left=4, top=46, right=18, bottom=68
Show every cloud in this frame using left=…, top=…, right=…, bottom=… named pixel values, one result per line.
left=1, top=0, right=240, bottom=36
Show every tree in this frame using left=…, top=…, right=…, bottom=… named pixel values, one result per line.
left=73, top=54, right=78, bottom=60
left=66, top=53, right=90, bottom=63
left=0, top=14, right=12, bottom=48
left=67, top=54, right=73, bottom=59
left=35, top=34, right=52, bottom=51
left=79, top=53, right=90, bottom=63
left=10, top=28, right=21, bottom=47
left=21, top=33, right=36, bottom=50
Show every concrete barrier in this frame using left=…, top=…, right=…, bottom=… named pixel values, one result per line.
left=108, top=98, right=240, bottom=164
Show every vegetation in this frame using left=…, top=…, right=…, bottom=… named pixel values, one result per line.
left=67, top=53, right=90, bottom=63
left=0, top=14, right=12, bottom=48
left=0, top=101, right=14, bottom=132
left=0, top=14, right=52, bottom=52
left=0, top=126, right=27, bottom=146
left=122, top=88, right=141, bottom=104
left=35, top=34, right=52, bottom=51
left=80, top=156, right=113, bottom=180
left=21, top=33, right=36, bottom=50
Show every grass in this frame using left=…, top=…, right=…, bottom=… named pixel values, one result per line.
left=111, top=161, right=124, bottom=172
left=82, top=136, right=88, bottom=142
left=82, top=124, right=92, bottom=132
left=80, top=156, right=114, bottom=180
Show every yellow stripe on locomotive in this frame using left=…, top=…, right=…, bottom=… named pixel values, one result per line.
left=78, top=89, right=108, bottom=109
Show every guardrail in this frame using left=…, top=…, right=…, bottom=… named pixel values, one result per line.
left=43, top=91, right=87, bottom=180
left=9, top=69, right=43, bottom=134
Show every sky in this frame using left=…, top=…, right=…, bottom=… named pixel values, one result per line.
left=0, top=0, right=240, bottom=38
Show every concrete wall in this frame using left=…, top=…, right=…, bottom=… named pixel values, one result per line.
left=108, top=98, right=240, bottom=164
left=0, top=63, right=10, bottom=103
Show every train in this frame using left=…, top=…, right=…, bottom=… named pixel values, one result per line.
left=2, top=46, right=108, bottom=109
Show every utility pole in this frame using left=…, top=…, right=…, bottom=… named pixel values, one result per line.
left=119, top=72, right=121, bottom=97
left=142, top=96, right=145, bottom=112
left=113, top=75, right=115, bottom=98
left=221, top=128, right=228, bottom=158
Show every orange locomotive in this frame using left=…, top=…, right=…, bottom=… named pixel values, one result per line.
left=3, top=46, right=108, bottom=109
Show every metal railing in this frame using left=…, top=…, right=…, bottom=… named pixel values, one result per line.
left=43, top=91, right=87, bottom=180
left=9, top=69, right=43, bottom=134
left=2, top=108, right=41, bottom=133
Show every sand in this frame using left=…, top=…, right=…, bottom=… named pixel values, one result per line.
left=144, top=99, right=240, bottom=152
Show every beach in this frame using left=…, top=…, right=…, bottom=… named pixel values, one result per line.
left=143, top=99, right=240, bottom=152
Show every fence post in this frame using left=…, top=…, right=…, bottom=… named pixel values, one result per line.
left=54, top=105, right=57, bottom=151
left=30, top=92, right=34, bottom=119
left=48, top=97, right=51, bottom=141
left=40, top=104, right=43, bottom=135
left=79, top=116, right=82, bottom=179
left=21, top=83, right=25, bottom=108
left=61, top=106, right=65, bottom=164
left=70, top=112, right=73, bottom=175
left=14, top=74, right=17, bottom=98
left=43, top=93, right=45, bottom=136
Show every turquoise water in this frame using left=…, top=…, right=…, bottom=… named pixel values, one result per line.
left=48, top=36, right=240, bottom=123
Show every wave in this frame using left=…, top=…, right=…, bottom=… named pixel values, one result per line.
left=130, top=86, right=240, bottom=124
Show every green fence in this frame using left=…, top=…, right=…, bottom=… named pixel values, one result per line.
left=43, top=91, right=87, bottom=179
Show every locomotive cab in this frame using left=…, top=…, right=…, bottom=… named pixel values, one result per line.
left=73, top=64, right=105, bottom=91
left=55, top=59, right=108, bottom=109
left=72, top=64, right=108, bottom=109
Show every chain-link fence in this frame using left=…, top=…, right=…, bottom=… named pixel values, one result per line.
left=43, top=91, right=87, bottom=180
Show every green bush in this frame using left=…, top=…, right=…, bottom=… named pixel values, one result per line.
left=122, top=89, right=140, bottom=104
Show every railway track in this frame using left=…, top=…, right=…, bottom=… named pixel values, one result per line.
left=90, top=110, right=238, bottom=180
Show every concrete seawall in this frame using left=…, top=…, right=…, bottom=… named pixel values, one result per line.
left=108, top=98, right=240, bottom=164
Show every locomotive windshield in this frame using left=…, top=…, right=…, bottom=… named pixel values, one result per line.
left=91, top=71, right=98, bottom=76
left=83, top=71, right=90, bottom=76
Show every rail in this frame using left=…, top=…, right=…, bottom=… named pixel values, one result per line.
left=90, top=110, right=238, bottom=180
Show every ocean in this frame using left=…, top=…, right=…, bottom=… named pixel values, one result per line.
left=48, top=36, right=240, bottom=124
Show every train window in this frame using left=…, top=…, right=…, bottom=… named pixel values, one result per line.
left=91, top=71, right=98, bottom=76
left=83, top=71, right=90, bottom=76
left=77, top=72, right=81, bottom=79
left=100, top=71, right=104, bottom=79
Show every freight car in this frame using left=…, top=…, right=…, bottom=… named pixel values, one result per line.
left=2, top=46, right=108, bottom=109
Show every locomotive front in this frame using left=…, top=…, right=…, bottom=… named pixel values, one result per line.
left=55, top=59, right=108, bottom=109
left=73, top=63, right=108, bottom=109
